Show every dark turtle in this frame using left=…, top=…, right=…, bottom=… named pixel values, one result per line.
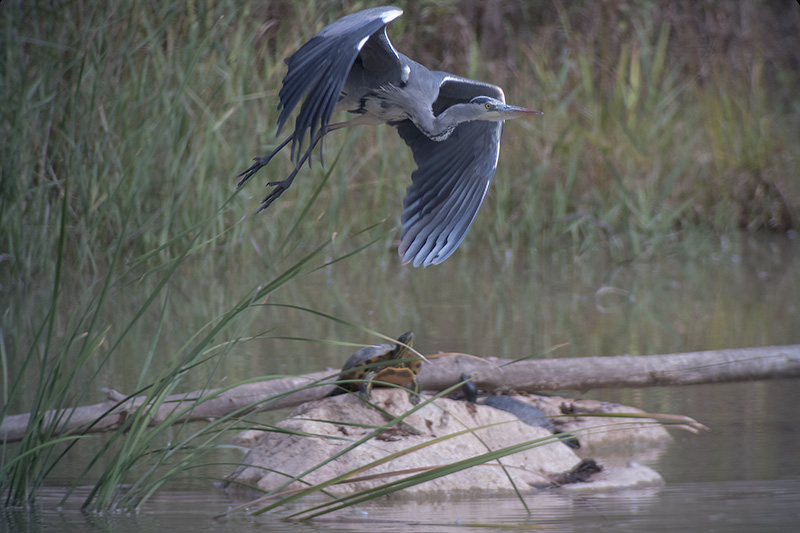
left=328, top=332, right=421, bottom=404
left=553, top=458, right=602, bottom=485
left=460, top=374, right=580, bottom=449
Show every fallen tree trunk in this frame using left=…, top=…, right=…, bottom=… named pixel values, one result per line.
left=0, top=370, right=334, bottom=445
left=2, top=344, right=798, bottom=443
left=420, top=344, right=800, bottom=392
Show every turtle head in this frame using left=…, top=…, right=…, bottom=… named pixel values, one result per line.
left=392, top=331, right=415, bottom=359
left=396, top=331, right=414, bottom=350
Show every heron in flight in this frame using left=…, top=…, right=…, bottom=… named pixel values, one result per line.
left=238, top=6, right=541, bottom=267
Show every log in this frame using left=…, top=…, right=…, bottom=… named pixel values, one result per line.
left=420, top=344, right=800, bottom=393
left=0, top=370, right=334, bottom=445
left=2, top=344, right=798, bottom=443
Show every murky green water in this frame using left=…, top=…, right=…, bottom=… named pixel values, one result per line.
left=5, top=378, right=800, bottom=531
left=3, top=236, right=800, bottom=530
left=219, top=234, right=799, bottom=383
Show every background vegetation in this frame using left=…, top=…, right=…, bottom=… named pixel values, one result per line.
left=2, top=1, right=798, bottom=291
left=1, top=0, right=798, bottom=510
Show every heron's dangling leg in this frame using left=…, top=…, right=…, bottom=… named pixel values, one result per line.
left=254, top=120, right=351, bottom=213
left=236, top=134, right=294, bottom=189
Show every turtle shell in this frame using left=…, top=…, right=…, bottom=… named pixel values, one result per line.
left=328, top=332, right=419, bottom=402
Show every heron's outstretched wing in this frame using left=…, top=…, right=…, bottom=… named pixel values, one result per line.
left=277, top=6, right=403, bottom=161
left=394, top=77, right=506, bottom=267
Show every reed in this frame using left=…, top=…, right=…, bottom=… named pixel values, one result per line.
left=1, top=0, right=796, bottom=511
left=2, top=1, right=796, bottom=291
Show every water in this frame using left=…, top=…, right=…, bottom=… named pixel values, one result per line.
left=3, top=237, right=800, bottom=530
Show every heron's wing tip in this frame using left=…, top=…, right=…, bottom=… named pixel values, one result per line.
left=395, top=119, right=503, bottom=268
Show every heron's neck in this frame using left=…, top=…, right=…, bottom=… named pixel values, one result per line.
left=414, top=104, right=487, bottom=142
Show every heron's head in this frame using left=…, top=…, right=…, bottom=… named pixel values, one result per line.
left=469, top=96, right=542, bottom=121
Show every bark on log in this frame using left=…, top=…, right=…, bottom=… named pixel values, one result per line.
left=420, top=344, right=800, bottom=393
left=0, top=370, right=334, bottom=445
left=2, top=344, right=798, bottom=443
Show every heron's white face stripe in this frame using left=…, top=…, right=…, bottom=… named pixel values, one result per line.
left=357, top=36, right=370, bottom=50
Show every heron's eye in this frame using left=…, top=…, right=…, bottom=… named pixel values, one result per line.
left=485, top=103, right=492, bottom=110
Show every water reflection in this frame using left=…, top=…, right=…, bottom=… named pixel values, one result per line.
left=593, top=380, right=800, bottom=485
left=7, top=477, right=800, bottom=532
left=240, top=235, right=798, bottom=379
left=3, top=237, right=799, bottom=530
left=12, top=235, right=795, bottom=399
left=4, top=380, right=800, bottom=531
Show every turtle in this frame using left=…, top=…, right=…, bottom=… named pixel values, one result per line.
left=328, top=332, right=421, bottom=404
left=460, top=374, right=580, bottom=449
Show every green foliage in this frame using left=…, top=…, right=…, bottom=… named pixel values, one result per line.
left=0, top=0, right=797, bottom=513
left=0, top=177, right=385, bottom=508
left=2, top=1, right=797, bottom=291
left=497, top=2, right=798, bottom=259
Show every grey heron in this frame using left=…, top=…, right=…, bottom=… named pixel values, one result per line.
left=238, top=5, right=541, bottom=267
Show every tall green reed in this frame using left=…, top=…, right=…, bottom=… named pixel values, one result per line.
left=1, top=0, right=796, bottom=511
left=3, top=1, right=796, bottom=298
left=0, top=171, right=388, bottom=509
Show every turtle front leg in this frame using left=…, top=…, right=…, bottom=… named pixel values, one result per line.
left=360, top=371, right=376, bottom=402
left=408, top=376, right=421, bottom=405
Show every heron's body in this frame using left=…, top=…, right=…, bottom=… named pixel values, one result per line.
left=239, top=6, right=541, bottom=266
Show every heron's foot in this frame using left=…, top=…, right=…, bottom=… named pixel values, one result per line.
left=236, top=156, right=274, bottom=189
left=256, top=175, right=297, bottom=213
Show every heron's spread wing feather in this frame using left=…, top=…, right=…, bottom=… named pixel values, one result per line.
left=393, top=76, right=506, bottom=267
left=277, top=6, right=403, bottom=161
left=395, top=119, right=504, bottom=267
